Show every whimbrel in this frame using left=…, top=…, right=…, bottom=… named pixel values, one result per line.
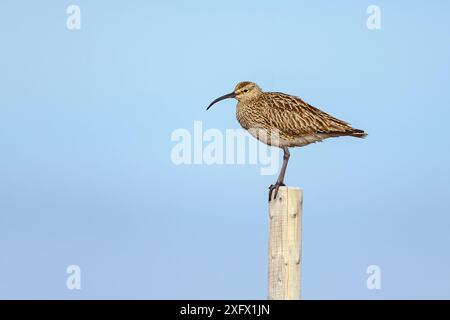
left=207, top=81, right=367, bottom=201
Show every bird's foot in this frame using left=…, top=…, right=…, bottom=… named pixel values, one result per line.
left=268, top=182, right=285, bottom=201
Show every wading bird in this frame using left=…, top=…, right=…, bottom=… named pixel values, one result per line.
left=207, top=81, right=367, bottom=201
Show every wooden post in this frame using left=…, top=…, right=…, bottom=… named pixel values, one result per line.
left=268, top=186, right=303, bottom=300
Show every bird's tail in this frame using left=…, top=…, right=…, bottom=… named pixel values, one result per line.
left=349, top=129, right=368, bottom=138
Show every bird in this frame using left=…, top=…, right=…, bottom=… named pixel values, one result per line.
left=206, top=81, right=367, bottom=201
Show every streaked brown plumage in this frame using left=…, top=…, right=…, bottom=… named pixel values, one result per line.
left=207, top=81, right=367, bottom=200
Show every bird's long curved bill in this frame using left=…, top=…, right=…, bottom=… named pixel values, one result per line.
left=206, top=92, right=235, bottom=110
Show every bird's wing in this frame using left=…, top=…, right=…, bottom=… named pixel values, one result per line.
left=261, top=92, right=358, bottom=137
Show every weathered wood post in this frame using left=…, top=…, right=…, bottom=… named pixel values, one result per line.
left=268, top=186, right=303, bottom=300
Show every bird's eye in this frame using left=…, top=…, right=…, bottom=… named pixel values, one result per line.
left=243, top=89, right=249, bottom=92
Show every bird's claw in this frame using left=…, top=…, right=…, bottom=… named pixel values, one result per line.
left=268, top=182, right=285, bottom=201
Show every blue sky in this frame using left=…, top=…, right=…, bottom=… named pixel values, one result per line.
left=0, top=0, right=449, bottom=299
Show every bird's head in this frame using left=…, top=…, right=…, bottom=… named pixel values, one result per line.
left=206, top=81, right=262, bottom=110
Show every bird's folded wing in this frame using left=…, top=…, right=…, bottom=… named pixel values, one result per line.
left=262, top=93, right=356, bottom=137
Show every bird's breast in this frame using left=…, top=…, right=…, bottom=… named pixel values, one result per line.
left=236, top=101, right=264, bottom=130
left=236, top=103, right=250, bottom=130
left=236, top=101, right=284, bottom=147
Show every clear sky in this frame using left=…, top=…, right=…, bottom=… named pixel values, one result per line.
left=0, top=0, right=449, bottom=299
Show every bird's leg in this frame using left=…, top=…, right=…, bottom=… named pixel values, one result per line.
left=269, top=147, right=290, bottom=201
